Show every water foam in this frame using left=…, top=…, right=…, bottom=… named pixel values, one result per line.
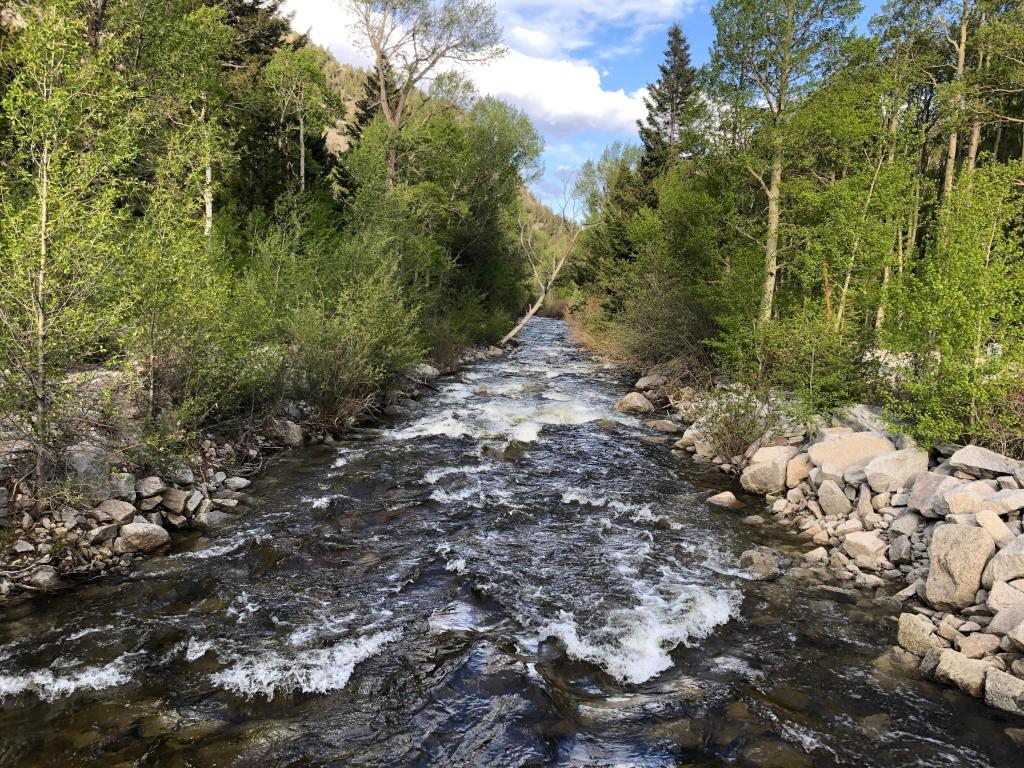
left=535, top=571, right=740, bottom=684
left=211, top=630, right=400, bottom=700
left=0, top=656, right=132, bottom=702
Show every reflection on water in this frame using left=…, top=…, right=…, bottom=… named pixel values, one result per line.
left=0, top=318, right=1020, bottom=767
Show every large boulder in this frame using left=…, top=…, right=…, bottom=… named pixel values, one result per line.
left=135, top=476, right=167, bottom=498
left=807, top=432, right=895, bottom=473
left=865, top=449, right=929, bottom=493
left=269, top=417, right=304, bottom=447
left=925, top=524, right=996, bottom=611
left=944, top=484, right=1024, bottom=516
left=817, top=479, right=852, bottom=517
left=161, top=488, right=189, bottom=515
left=950, top=445, right=1024, bottom=479
left=95, top=499, right=136, bottom=525
left=984, top=669, right=1024, bottom=716
left=786, top=453, right=812, bottom=488
left=935, top=650, right=989, bottom=697
left=119, top=522, right=170, bottom=553
left=740, top=446, right=798, bottom=495
left=982, top=536, right=1024, bottom=588
left=837, top=404, right=889, bottom=434
left=907, top=472, right=964, bottom=518
left=897, top=613, right=943, bottom=656
left=635, top=374, right=666, bottom=390
left=976, top=510, right=1015, bottom=548
left=987, top=581, right=1024, bottom=613
left=1008, top=619, right=1024, bottom=652
left=614, top=392, right=654, bottom=415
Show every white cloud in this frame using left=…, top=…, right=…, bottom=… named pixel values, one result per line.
left=466, top=50, right=647, bottom=136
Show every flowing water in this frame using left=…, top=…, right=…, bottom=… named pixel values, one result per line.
left=0, top=318, right=1021, bottom=767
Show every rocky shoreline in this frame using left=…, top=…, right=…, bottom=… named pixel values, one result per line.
left=614, top=374, right=1024, bottom=720
left=0, top=347, right=504, bottom=601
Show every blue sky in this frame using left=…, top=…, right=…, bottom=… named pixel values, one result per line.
left=285, top=0, right=886, bottom=205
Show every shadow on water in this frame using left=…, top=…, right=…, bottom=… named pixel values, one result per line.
left=0, top=318, right=1021, bottom=767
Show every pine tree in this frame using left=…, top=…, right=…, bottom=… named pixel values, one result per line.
left=638, top=24, right=697, bottom=176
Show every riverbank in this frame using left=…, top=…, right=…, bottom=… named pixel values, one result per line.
left=0, top=347, right=505, bottom=601
left=605, top=364, right=1024, bottom=720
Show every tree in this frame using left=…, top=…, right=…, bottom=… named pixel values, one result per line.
left=347, top=60, right=398, bottom=145
left=265, top=45, right=338, bottom=192
left=341, top=0, right=505, bottom=185
left=638, top=23, right=699, bottom=176
left=708, top=0, right=861, bottom=323
left=0, top=0, right=135, bottom=504
left=500, top=179, right=589, bottom=345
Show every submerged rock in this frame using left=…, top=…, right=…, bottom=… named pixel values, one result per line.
left=739, top=547, right=782, bottom=580
left=707, top=491, right=743, bottom=510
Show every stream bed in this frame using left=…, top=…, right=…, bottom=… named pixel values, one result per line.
left=0, top=318, right=1020, bottom=767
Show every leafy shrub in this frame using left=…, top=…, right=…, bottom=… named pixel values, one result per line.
left=699, top=386, right=782, bottom=459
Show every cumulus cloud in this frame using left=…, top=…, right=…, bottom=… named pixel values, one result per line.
left=466, top=50, right=647, bottom=136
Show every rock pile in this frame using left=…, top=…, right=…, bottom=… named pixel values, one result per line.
left=623, top=371, right=1024, bottom=717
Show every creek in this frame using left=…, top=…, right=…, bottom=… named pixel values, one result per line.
left=0, top=318, right=1018, bottom=767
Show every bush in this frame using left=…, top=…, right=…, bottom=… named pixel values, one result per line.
left=287, top=266, right=423, bottom=424
left=700, top=386, right=782, bottom=459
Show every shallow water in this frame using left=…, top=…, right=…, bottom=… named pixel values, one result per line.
left=0, top=318, right=1020, bottom=767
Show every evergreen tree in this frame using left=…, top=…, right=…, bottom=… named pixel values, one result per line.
left=638, top=23, right=698, bottom=176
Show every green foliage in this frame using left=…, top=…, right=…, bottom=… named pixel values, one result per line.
left=700, top=387, right=783, bottom=459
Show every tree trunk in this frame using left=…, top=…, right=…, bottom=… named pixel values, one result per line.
left=759, top=147, right=783, bottom=324
left=88, top=0, right=107, bottom=51
left=299, top=113, right=306, bottom=192
left=942, top=0, right=970, bottom=198
left=202, top=99, right=213, bottom=237
left=835, top=150, right=884, bottom=330
left=34, top=143, right=50, bottom=512
left=875, top=265, right=890, bottom=331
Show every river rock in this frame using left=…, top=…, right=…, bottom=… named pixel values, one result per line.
left=890, top=511, right=923, bottom=537
left=87, top=523, right=119, bottom=544
left=957, top=632, right=1001, bottom=659
left=644, top=419, right=682, bottom=434
left=673, top=425, right=701, bottom=449
left=1008, top=619, right=1024, bottom=652
left=935, top=650, right=989, bottom=697
left=985, top=669, right=1024, bottom=716
left=982, top=536, right=1024, bottom=588
left=269, top=417, right=304, bottom=447
left=160, top=488, right=189, bottom=515
left=119, top=522, right=170, bottom=553
left=818, top=479, right=852, bottom=517
left=865, top=449, right=929, bottom=493
left=926, top=525, right=995, bottom=611
left=635, top=374, right=666, bottom=390
left=808, top=432, right=895, bottom=473
left=740, top=446, right=797, bottom=495
left=707, top=491, right=743, bottom=510
left=136, top=476, right=167, bottom=498
left=898, top=613, right=943, bottom=656
left=109, top=472, right=136, bottom=501
left=950, top=446, right=1024, bottom=479
left=26, top=566, right=63, bottom=591
left=888, top=534, right=912, bottom=564
left=986, top=581, right=1024, bottom=613
left=739, top=548, right=781, bottom=580
left=95, top=499, right=136, bottom=524
left=614, top=392, right=654, bottom=415
left=908, top=472, right=963, bottom=518
left=786, top=453, right=812, bottom=488
left=976, top=510, right=1015, bottom=548
left=945, top=485, right=1024, bottom=516
left=842, top=531, right=885, bottom=560
left=224, top=476, right=251, bottom=491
